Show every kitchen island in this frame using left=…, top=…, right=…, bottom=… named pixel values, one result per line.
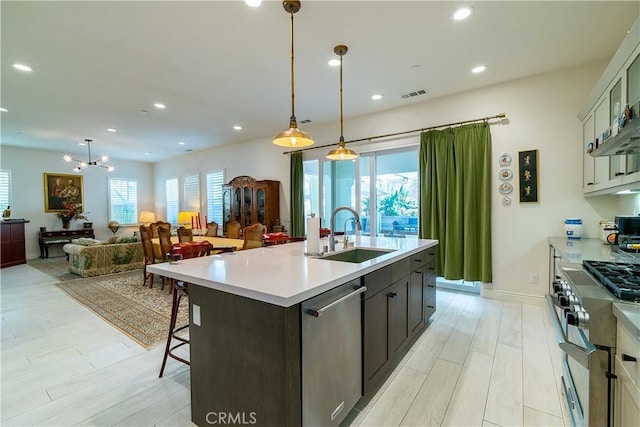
left=148, top=236, right=438, bottom=426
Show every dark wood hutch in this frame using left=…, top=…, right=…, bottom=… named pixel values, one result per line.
left=222, top=176, right=280, bottom=235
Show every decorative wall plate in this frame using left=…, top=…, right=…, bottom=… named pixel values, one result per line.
left=499, top=182, right=513, bottom=194
left=502, top=197, right=511, bottom=206
left=499, top=168, right=513, bottom=181
left=499, top=153, right=512, bottom=167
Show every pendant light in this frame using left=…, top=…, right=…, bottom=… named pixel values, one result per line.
left=273, top=0, right=314, bottom=148
left=326, top=45, right=358, bottom=160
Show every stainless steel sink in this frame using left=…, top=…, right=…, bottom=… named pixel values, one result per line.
left=318, top=247, right=395, bottom=263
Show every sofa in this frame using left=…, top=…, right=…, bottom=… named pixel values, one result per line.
left=63, top=237, right=144, bottom=277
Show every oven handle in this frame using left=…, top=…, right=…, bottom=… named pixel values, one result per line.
left=545, top=294, right=596, bottom=369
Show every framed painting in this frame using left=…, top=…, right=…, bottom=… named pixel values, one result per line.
left=44, top=173, right=84, bottom=212
left=518, top=150, right=539, bottom=203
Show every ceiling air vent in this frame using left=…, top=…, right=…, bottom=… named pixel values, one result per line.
left=401, top=89, right=427, bottom=99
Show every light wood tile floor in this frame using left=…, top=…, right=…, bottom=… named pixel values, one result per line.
left=1, top=264, right=569, bottom=426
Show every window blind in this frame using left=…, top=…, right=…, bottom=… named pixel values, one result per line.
left=108, top=177, right=138, bottom=224
left=166, top=178, right=179, bottom=224
left=183, top=174, right=200, bottom=212
left=0, top=169, right=11, bottom=209
left=206, top=171, right=224, bottom=227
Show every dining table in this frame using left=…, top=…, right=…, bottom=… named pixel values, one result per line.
left=151, top=235, right=244, bottom=257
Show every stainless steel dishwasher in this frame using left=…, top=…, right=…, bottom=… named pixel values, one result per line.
left=301, top=278, right=366, bottom=427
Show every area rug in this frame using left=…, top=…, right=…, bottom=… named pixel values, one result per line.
left=27, top=257, right=80, bottom=282
left=54, top=271, right=187, bottom=349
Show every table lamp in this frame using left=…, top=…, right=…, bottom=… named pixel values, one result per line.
left=139, top=211, right=156, bottom=225
left=177, top=211, right=197, bottom=228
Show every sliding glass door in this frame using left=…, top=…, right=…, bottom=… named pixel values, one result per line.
left=303, top=147, right=418, bottom=238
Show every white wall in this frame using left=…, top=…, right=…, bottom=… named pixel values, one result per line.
left=154, top=60, right=640, bottom=300
left=0, top=146, right=154, bottom=259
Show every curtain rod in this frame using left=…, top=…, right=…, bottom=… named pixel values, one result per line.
left=282, top=112, right=506, bottom=155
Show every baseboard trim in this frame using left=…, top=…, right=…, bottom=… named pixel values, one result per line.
left=480, top=288, right=545, bottom=306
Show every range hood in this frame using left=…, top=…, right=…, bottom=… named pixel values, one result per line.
left=590, top=116, right=640, bottom=157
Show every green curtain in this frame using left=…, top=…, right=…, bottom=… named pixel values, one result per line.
left=290, top=151, right=305, bottom=237
left=418, top=122, right=492, bottom=283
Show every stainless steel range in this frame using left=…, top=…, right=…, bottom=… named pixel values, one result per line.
left=547, top=238, right=640, bottom=427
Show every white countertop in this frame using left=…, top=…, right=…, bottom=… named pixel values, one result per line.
left=548, top=237, right=640, bottom=264
left=613, top=302, right=640, bottom=341
left=148, top=236, right=439, bottom=307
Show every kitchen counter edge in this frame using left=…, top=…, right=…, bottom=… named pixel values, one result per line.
left=148, top=237, right=438, bottom=307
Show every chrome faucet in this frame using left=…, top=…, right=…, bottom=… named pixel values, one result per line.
left=329, top=206, right=362, bottom=252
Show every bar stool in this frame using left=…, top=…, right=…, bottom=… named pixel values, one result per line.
left=159, top=241, right=212, bottom=378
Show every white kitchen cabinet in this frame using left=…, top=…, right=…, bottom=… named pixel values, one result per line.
left=580, top=18, right=640, bottom=195
left=614, top=319, right=640, bottom=427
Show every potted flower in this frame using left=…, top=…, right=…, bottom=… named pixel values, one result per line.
left=55, top=202, right=88, bottom=229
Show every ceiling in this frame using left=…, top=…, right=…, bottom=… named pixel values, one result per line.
left=2, top=1, right=638, bottom=164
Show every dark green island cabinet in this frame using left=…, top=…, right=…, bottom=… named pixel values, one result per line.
left=187, top=244, right=437, bottom=426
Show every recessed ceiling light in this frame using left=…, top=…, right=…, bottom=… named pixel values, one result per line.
left=178, top=141, right=186, bottom=145
left=0, top=108, right=7, bottom=112
left=79, top=141, right=87, bottom=146
left=471, top=65, right=486, bottom=73
left=106, top=128, right=117, bottom=132
left=144, top=152, right=151, bottom=155
left=328, top=59, right=340, bottom=67
left=154, top=103, right=166, bottom=109
left=13, top=63, right=32, bottom=72
left=244, top=0, right=262, bottom=7
left=233, top=125, right=242, bottom=130
left=371, top=94, right=383, bottom=100
left=453, top=7, right=473, bottom=20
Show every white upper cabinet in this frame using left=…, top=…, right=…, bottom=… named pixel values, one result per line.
left=580, top=18, right=640, bottom=195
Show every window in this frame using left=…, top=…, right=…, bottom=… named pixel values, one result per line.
left=183, top=174, right=200, bottom=212
left=302, top=147, right=418, bottom=237
left=0, top=169, right=11, bottom=209
left=108, top=177, right=137, bottom=225
left=206, top=171, right=224, bottom=228
left=166, top=178, right=179, bottom=224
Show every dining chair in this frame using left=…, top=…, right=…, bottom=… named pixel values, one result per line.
left=159, top=241, right=212, bottom=378
left=205, top=221, right=219, bottom=237
left=226, top=221, right=242, bottom=239
left=242, top=223, right=266, bottom=250
left=176, top=226, right=193, bottom=243
left=139, top=224, right=160, bottom=288
left=150, top=220, right=171, bottom=239
left=156, top=225, right=173, bottom=290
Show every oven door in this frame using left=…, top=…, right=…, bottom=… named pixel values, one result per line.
left=545, top=295, right=598, bottom=427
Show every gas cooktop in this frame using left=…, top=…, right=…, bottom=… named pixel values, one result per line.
left=583, top=260, right=640, bottom=302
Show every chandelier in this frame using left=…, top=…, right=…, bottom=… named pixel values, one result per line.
left=63, top=139, right=114, bottom=172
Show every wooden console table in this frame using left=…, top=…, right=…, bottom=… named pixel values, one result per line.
left=1, top=219, right=30, bottom=268
left=38, top=228, right=94, bottom=258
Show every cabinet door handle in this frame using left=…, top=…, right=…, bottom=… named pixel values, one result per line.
left=426, top=305, right=435, bottom=309
left=622, top=354, right=637, bottom=363
left=387, top=292, right=397, bottom=298
left=587, top=182, right=594, bottom=186
left=615, top=172, right=625, bottom=176
left=427, top=284, right=435, bottom=288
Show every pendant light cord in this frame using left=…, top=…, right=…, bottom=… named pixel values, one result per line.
left=339, top=52, right=344, bottom=142
left=289, top=11, right=296, bottom=122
